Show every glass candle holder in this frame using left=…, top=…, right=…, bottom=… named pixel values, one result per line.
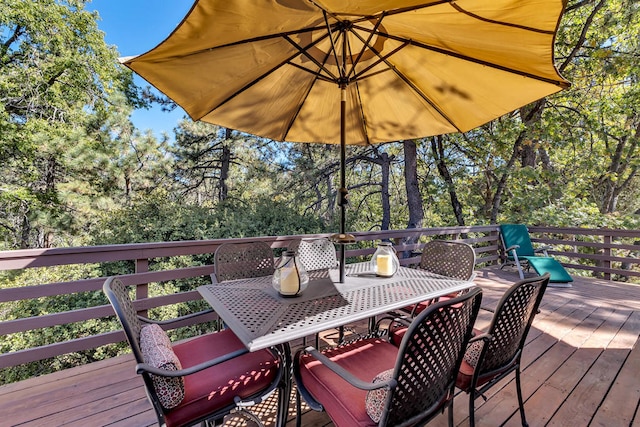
left=371, top=242, right=400, bottom=277
left=272, top=250, right=309, bottom=297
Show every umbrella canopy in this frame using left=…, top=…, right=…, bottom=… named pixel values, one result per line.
left=122, top=0, right=569, bottom=281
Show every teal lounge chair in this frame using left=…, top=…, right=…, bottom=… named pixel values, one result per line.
left=499, top=224, right=573, bottom=287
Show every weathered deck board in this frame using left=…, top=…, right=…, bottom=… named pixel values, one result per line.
left=1, top=266, right=639, bottom=427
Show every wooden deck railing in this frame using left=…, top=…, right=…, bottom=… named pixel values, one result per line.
left=1, top=225, right=638, bottom=373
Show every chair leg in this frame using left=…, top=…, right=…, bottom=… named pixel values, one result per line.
left=468, top=389, right=476, bottom=427
left=514, top=257, right=525, bottom=279
left=447, top=400, right=454, bottom=427
left=295, top=391, right=303, bottom=427
left=515, top=367, right=529, bottom=427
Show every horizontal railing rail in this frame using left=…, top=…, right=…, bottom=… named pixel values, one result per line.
left=528, top=226, right=640, bottom=280
left=1, top=225, right=638, bottom=372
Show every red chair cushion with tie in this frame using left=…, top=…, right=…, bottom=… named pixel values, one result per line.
left=298, top=337, right=398, bottom=427
left=455, top=329, right=511, bottom=391
left=164, top=329, right=280, bottom=427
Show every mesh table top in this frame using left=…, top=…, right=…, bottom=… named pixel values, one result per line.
left=198, top=262, right=474, bottom=351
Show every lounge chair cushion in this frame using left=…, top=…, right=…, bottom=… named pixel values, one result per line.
left=298, top=337, right=397, bottom=427
left=140, top=324, right=185, bottom=409
left=364, top=368, right=394, bottom=422
left=524, top=256, right=573, bottom=283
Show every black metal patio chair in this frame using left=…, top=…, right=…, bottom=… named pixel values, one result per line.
left=407, top=240, right=477, bottom=315
left=103, top=276, right=287, bottom=427
left=212, top=241, right=275, bottom=283
left=383, top=240, right=477, bottom=345
left=456, top=273, right=550, bottom=427
left=293, top=287, right=483, bottom=427
left=288, top=237, right=339, bottom=272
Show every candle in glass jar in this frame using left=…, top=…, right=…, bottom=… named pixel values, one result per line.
left=280, top=267, right=299, bottom=294
left=376, top=254, right=393, bottom=276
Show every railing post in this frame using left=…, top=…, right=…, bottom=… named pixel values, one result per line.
left=603, top=234, right=611, bottom=280
left=135, top=258, right=149, bottom=316
left=490, top=227, right=501, bottom=265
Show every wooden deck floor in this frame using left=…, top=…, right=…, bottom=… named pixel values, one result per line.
left=2, top=266, right=639, bottom=427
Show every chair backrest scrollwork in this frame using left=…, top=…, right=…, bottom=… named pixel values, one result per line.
left=289, top=238, right=338, bottom=271
left=213, top=241, right=275, bottom=283
left=420, top=240, right=476, bottom=280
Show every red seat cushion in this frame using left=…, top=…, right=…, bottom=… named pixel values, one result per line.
left=455, top=359, right=476, bottom=391
left=389, top=325, right=407, bottom=347
left=298, top=337, right=398, bottom=427
left=455, top=329, right=503, bottom=392
left=164, top=329, right=280, bottom=427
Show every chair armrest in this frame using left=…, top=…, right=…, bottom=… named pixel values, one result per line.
left=136, top=347, right=248, bottom=377
left=534, top=245, right=552, bottom=256
left=390, top=317, right=411, bottom=327
left=505, top=245, right=520, bottom=253
left=373, top=314, right=411, bottom=337
left=138, top=308, right=216, bottom=326
left=300, top=346, right=397, bottom=392
left=468, top=332, right=492, bottom=344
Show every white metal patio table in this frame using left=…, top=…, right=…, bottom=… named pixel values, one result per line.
left=197, top=262, right=475, bottom=352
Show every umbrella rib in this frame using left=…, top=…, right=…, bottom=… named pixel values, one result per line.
left=279, top=37, right=337, bottom=142
left=343, top=27, right=461, bottom=129
left=322, top=10, right=346, bottom=79
left=352, top=81, right=372, bottom=145
left=287, top=62, right=335, bottom=84
left=449, top=3, right=558, bottom=34
left=283, top=34, right=339, bottom=82
left=281, top=72, right=322, bottom=142
left=394, top=69, right=464, bottom=133
left=153, top=25, right=327, bottom=60
left=194, top=44, right=329, bottom=122
left=369, top=0, right=554, bottom=35
left=352, top=42, right=410, bottom=80
left=359, top=28, right=569, bottom=88
left=346, top=12, right=387, bottom=80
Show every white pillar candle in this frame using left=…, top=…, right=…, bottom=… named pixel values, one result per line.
left=377, top=254, right=393, bottom=276
left=280, top=267, right=299, bottom=294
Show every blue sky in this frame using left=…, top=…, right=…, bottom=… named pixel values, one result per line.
left=88, top=1, right=195, bottom=138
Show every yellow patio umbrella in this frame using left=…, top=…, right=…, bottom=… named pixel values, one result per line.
left=122, top=0, right=569, bottom=281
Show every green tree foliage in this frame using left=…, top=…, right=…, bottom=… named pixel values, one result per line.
left=0, top=263, right=123, bottom=383
left=92, top=191, right=328, bottom=247
left=0, top=0, right=145, bottom=249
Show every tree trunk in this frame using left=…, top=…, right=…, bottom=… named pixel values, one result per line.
left=490, top=99, right=546, bottom=222
left=520, top=141, right=537, bottom=167
left=403, top=139, right=424, bottom=230
left=20, top=202, right=30, bottom=249
left=430, top=135, right=465, bottom=226
left=599, top=122, right=639, bottom=213
left=380, top=152, right=391, bottom=230
left=218, top=128, right=232, bottom=202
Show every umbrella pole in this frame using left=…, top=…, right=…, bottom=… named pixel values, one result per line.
left=339, top=86, right=347, bottom=283
left=330, top=85, right=355, bottom=282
